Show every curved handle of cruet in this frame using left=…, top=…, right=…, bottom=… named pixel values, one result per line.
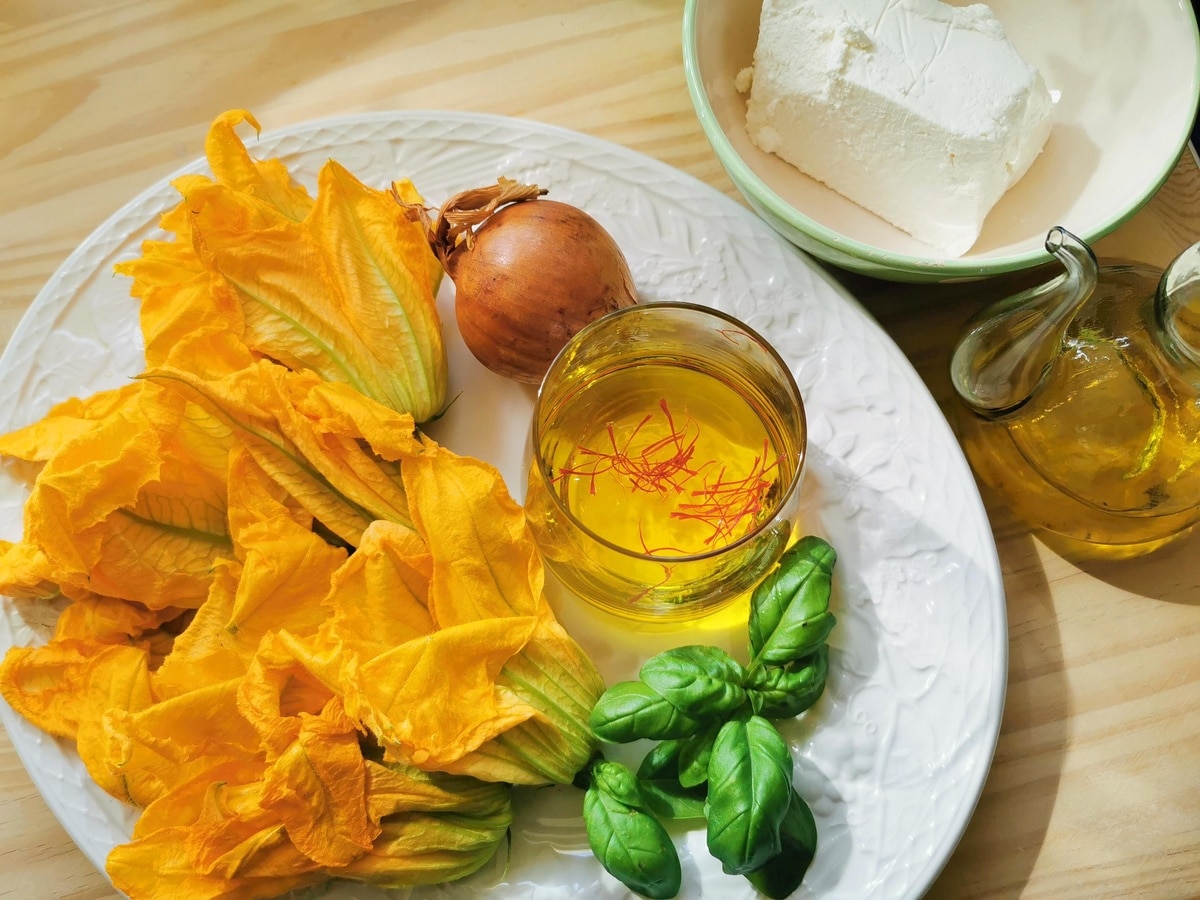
left=950, top=226, right=1098, bottom=418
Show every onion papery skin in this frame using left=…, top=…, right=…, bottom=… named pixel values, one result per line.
left=447, top=199, right=638, bottom=384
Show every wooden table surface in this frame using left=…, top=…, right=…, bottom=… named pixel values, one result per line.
left=1, top=2, right=1198, bottom=898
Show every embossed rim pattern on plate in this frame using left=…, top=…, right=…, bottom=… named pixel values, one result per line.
left=0, top=111, right=1006, bottom=899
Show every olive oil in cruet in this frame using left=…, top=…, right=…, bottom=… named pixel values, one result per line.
left=951, top=228, right=1200, bottom=558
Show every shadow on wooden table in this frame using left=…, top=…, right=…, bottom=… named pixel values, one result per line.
left=1065, top=527, right=1200, bottom=605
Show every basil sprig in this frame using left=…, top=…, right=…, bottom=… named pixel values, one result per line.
left=746, top=645, right=829, bottom=719
left=636, top=740, right=707, bottom=820
left=640, top=646, right=747, bottom=719
left=590, top=681, right=704, bottom=742
left=582, top=759, right=682, bottom=900
left=677, top=722, right=719, bottom=788
left=705, top=715, right=794, bottom=875
left=748, top=535, right=837, bottom=666
left=745, top=786, right=820, bottom=899
left=580, top=535, right=838, bottom=898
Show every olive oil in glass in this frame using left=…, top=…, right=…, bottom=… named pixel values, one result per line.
left=526, top=304, right=806, bottom=620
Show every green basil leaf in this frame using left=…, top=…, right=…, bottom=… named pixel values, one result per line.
left=705, top=715, right=794, bottom=875
left=639, top=645, right=747, bottom=720
left=583, top=785, right=682, bottom=899
left=636, top=740, right=707, bottom=820
left=590, top=759, right=646, bottom=809
left=746, top=646, right=829, bottom=719
left=637, top=740, right=685, bottom=781
left=749, top=536, right=837, bottom=666
left=744, top=787, right=818, bottom=898
left=590, top=681, right=704, bottom=743
left=677, top=721, right=720, bottom=788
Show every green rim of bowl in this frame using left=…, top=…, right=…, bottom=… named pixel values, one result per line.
left=681, top=0, right=1200, bottom=279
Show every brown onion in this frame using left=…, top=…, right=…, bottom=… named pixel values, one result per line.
left=400, top=178, right=638, bottom=384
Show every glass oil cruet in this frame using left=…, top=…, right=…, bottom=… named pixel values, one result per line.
left=951, top=227, right=1200, bottom=559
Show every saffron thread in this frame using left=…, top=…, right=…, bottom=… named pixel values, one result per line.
left=555, top=401, right=781, bottom=554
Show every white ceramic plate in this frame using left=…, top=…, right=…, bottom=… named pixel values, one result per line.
left=0, top=112, right=1006, bottom=899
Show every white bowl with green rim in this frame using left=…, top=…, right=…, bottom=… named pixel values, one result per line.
left=682, top=0, right=1200, bottom=283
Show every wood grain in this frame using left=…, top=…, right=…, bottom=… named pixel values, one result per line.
left=1, top=2, right=1198, bottom=898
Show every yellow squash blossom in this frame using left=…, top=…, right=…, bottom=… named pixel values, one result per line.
left=0, top=110, right=604, bottom=900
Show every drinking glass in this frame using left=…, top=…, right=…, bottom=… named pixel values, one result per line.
left=524, top=302, right=806, bottom=621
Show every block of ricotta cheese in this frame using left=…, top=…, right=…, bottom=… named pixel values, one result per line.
left=742, top=0, right=1053, bottom=257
